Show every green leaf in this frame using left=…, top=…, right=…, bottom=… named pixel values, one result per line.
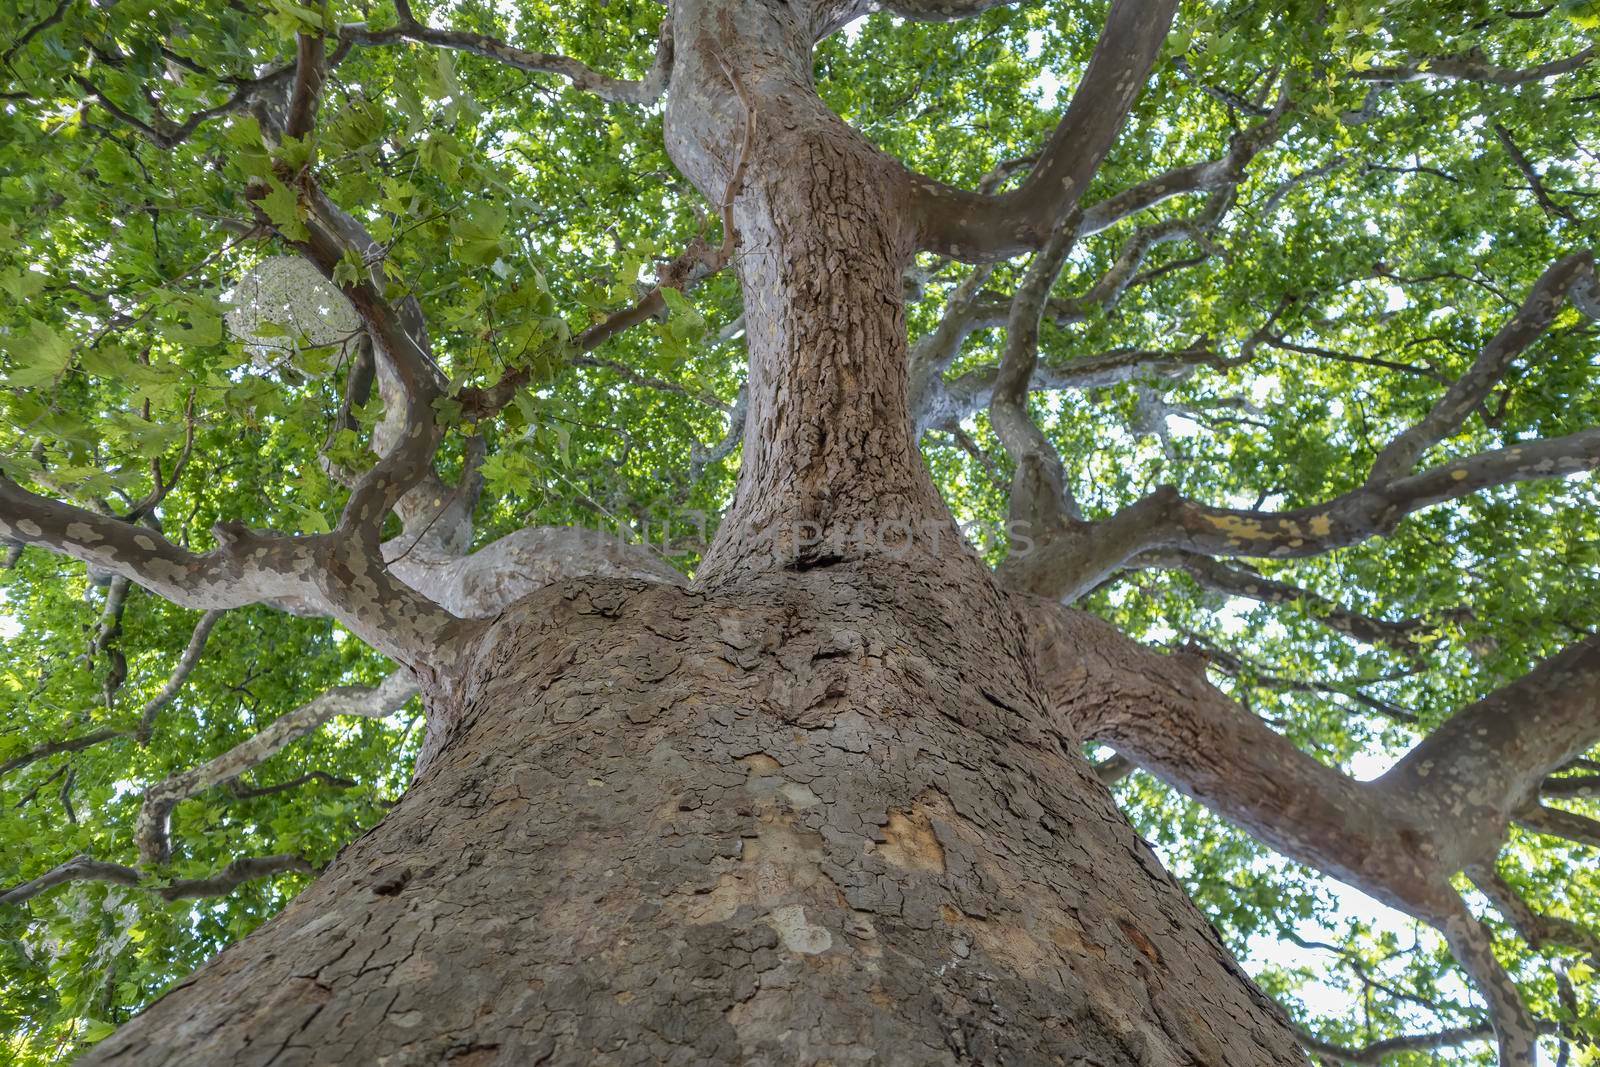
left=2, top=321, right=74, bottom=388
left=258, top=177, right=309, bottom=242
left=452, top=202, right=507, bottom=267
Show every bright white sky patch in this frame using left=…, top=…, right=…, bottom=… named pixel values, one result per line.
left=0, top=589, right=19, bottom=639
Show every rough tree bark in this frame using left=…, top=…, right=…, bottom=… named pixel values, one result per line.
left=85, top=574, right=1302, bottom=1066
left=70, top=1, right=1311, bottom=1063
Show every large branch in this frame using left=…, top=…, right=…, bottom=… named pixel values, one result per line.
left=1031, top=607, right=1432, bottom=908
left=911, top=0, right=1180, bottom=260
left=285, top=185, right=448, bottom=544
left=135, top=671, right=418, bottom=865
left=1006, top=252, right=1600, bottom=600
left=1368, top=252, right=1593, bottom=486
left=987, top=212, right=1086, bottom=531
left=1378, top=638, right=1600, bottom=854
left=385, top=525, right=685, bottom=619
left=0, top=474, right=323, bottom=613
left=0, top=471, right=465, bottom=669
left=1027, top=602, right=1600, bottom=1062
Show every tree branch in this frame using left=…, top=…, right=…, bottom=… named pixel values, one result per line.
left=1007, top=252, right=1600, bottom=598
left=1026, top=601, right=1600, bottom=1062
left=0, top=473, right=324, bottom=613
left=341, top=6, right=673, bottom=106
left=987, top=210, right=1085, bottom=531
left=383, top=525, right=684, bottom=620
left=1185, top=634, right=1421, bottom=725
left=911, top=0, right=1180, bottom=260
left=929, top=341, right=1228, bottom=433
left=0, top=855, right=140, bottom=905
left=283, top=30, right=326, bottom=142
left=135, top=671, right=417, bottom=865
left=876, top=0, right=1022, bottom=19
left=1470, top=865, right=1600, bottom=957
left=1516, top=803, right=1600, bottom=850
left=0, top=852, right=312, bottom=906
left=1378, top=634, right=1600, bottom=855
left=157, top=853, right=315, bottom=900
left=0, top=470, right=464, bottom=670
left=1299, top=1024, right=1496, bottom=1065
left=1140, top=551, right=1434, bottom=652
left=135, top=609, right=224, bottom=744
left=1495, top=123, right=1577, bottom=222
left=0, top=727, right=127, bottom=780
left=1358, top=44, right=1596, bottom=86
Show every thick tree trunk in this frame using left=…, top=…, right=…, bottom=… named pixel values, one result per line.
left=86, top=576, right=1301, bottom=1066
left=82, top=4, right=1306, bottom=1061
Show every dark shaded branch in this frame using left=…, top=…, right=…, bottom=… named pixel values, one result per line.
left=1188, top=635, right=1420, bottom=725
left=877, top=0, right=1020, bottom=19
left=1076, top=104, right=1290, bottom=239
left=1, top=851, right=313, bottom=906
left=1369, top=252, right=1590, bottom=484
left=2, top=0, right=73, bottom=66
left=1495, top=123, right=1577, bottom=222
left=0, top=728, right=127, bottom=779
left=1542, top=775, right=1600, bottom=799
left=72, top=63, right=299, bottom=150
left=1299, top=1024, right=1496, bottom=1065
left=0, top=855, right=140, bottom=905
left=158, top=853, right=314, bottom=900
left=283, top=31, right=326, bottom=141
left=1516, top=804, right=1600, bottom=850
left=1142, top=551, right=1432, bottom=652
left=227, top=769, right=358, bottom=800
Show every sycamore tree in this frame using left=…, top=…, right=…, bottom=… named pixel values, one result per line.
left=1, top=0, right=1598, bottom=1063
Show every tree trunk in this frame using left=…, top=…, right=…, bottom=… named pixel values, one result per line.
left=85, top=576, right=1302, bottom=1066
left=81, top=4, right=1307, bottom=1061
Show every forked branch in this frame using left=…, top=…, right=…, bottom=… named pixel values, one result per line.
left=911, top=0, right=1180, bottom=260
left=1028, top=602, right=1600, bottom=1063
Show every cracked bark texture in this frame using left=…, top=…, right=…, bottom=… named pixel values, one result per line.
left=84, top=574, right=1301, bottom=1066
